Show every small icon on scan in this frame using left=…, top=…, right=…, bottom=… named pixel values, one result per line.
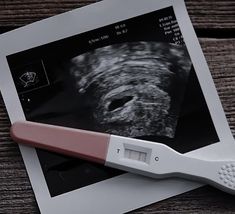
left=12, top=60, right=50, bottom=94
left=19, top=72, right=38, bottom=88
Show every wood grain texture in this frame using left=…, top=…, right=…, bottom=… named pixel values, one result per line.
left=0, top=38, right=234, bottom=213
left=0, top=0, right=234, bottom=29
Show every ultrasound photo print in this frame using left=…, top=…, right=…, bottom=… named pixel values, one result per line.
left=7, top=6, right=219, bottom=197
left=68, top=42, right=191, bottom=139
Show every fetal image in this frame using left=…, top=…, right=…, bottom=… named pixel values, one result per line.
left=7, top=6, right=219, bottom=197
left=68, top=42, right=191, bottom=139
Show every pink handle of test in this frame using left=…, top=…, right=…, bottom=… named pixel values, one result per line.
left=10, top=121, right=110, bottom=164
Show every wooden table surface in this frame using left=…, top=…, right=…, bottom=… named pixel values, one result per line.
left=0, top=0, right=235, bottom=213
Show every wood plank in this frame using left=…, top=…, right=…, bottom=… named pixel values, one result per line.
left=201, top=38, right=235, bottom=135
left=186, top=0, right=235, bottom=30
left=0, top=0, right=234, bottom=30
left=0, top=38, right=234, bottom=213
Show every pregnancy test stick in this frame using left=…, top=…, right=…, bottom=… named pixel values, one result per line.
left=11, top=121, right=235, bottom=195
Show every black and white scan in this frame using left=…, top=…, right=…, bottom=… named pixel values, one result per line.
left=68, top=42, right=191, bottom=138
left=7, top=6, right=219, bottom=197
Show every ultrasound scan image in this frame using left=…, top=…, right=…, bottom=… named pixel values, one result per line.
left=7, top=6, right=219, bottom=197
left=68, top=42, right=191, bottom=139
